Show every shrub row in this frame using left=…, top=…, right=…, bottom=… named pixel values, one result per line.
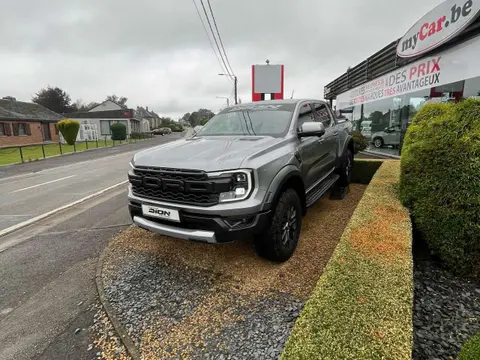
left=399, top=99, right=480, bottom=275
left=282, top=160, right=413, bottom=360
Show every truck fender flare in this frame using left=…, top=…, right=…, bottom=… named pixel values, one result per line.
left=337, top=135, right=354, bottom=169
left=261, top=165, right=306, bottom=213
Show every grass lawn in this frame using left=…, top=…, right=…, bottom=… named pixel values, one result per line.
left=0, top=138, right=139, bottom=166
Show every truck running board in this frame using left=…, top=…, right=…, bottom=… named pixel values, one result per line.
left=306, top=173, right=340, bottom=207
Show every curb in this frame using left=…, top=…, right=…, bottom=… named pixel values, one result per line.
left=0, top=180, right=128, bottom=238
left=95, top=241, right=141, bottom=360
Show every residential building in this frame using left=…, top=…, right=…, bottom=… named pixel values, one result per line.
left=137, top=106, right=160, bottom=130
left=68, top=100, right=150, bottom=139
left=0, top=97, right=64, bottom=147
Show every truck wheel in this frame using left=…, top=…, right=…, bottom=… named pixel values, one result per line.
left=373, top=137, right=384, bottom=148
left=254, top=189, right=302, bottom=262
left=337, top=148, right=353, bottom=187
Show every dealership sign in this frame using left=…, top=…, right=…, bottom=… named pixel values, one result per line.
left=336, top=35, right=480, bottom=109
left=397, top=0, right=480, bottom=58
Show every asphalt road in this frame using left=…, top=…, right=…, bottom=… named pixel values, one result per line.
left=0, top=188, right=129, bottom=360
left=0, top=133, right=183, bottom=231
left=0, top=132, right=184, bottom=360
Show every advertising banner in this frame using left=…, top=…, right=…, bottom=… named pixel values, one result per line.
left=336, top=35, right=480, bottom=109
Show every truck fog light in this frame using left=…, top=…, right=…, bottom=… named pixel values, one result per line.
left=235, top=187, right=246, bottom=196
left=219, top=191, right=236, bottom=202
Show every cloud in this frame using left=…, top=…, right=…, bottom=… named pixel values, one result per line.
left=0, top=0, right=441, bottom=117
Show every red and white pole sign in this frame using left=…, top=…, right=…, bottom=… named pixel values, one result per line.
left=252, top=64, right=284, bottom=102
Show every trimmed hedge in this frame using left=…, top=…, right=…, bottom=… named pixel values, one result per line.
left=399, top=99, right=480, bottom=275
left=110, top=123, right=127, bottom=141
left=352, top=159, right=384, bottom=184
left=282, top=161, right=413, bottom=360
left=459, top=333, right=480, bottom=360
left=57, top=119, right=80, bottom=145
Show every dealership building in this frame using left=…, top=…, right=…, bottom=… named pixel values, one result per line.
left=325, top=0, right=480, bottom=156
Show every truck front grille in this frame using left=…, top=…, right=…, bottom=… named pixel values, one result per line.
left=129, top=167, right=231, bottom=207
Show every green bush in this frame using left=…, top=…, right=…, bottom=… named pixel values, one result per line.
left=458, top=332, right=480, bottom=360
left=57, top=119, right=80, bottom=145
left=282, top=161, right=413, bottom=360
left=110, top=123, right=127, bottom=141
left=399, top=99, right=480, bottom=275
left=352, top=130, right=370, bottom=154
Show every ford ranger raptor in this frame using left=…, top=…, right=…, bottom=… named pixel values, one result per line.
left=128, top=99, right=354, bottom=262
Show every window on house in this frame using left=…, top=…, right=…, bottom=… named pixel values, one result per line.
left=0, top=122, right=6, bottom=136
left=100, top=121, right=111, bottom=135
left=13, top=123, right=31, bottom=136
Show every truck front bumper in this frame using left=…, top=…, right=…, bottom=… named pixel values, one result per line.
left=128, top=198, right=271, bottom=244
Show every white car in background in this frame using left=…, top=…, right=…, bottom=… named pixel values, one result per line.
left=372, top=124, right=402, bottom=148
left=360, top=121, right=373, bottom=139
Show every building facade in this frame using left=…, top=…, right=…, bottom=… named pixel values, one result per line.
left=0, top=98, right=63, bottom=147
left=325, top=0, right=480, bottom=156
left=69, top=100, right=150, bottom=140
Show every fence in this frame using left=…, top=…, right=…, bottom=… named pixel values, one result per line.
left=0, top=133, right=154, bottom=166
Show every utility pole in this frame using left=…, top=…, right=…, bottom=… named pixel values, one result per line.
left=234, top=76, right=238, bottom=105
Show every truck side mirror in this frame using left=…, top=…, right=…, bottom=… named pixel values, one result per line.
left=298, top=122, right=326, bottom=138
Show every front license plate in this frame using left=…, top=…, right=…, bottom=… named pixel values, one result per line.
left=142, top=205, right=180, bottom=222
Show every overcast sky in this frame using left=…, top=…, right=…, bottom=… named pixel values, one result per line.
left=0, top=0, right=441, bottom=118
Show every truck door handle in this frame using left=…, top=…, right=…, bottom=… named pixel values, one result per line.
left=333, top=131, right=339, bottom=136
left=318, top=139, right=324, bottom=143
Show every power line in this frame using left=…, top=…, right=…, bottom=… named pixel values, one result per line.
left=199, top=0, right=234, bottom=78
left=191, top=0, right=232, bottom=84
left=206, top=0, right=235, bottom=76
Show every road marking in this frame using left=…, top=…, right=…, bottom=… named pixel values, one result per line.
left=0, top=180, right=128, bottom=239
left=12, top=175, right=76, bottom=193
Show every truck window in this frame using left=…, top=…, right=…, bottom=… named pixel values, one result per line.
left=313, top=103, right=333, bottom=128
left=297, top=103, right=315, bottom=130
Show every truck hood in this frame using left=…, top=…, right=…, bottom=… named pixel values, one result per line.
left=133, top=136, right=284, bottom=172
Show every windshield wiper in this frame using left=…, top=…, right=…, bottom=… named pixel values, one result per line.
left=241, top=111, right=253, bottom=135
left=246, top=112, right=256, bottom=135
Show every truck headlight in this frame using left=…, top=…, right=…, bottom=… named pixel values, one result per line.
left=208, top=169, right=253, bottom=203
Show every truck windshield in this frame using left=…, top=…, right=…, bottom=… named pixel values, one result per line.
left=196, top=109, right=293, bottom=138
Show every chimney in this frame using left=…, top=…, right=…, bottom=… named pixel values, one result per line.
left=146, top=106, right=149, bottom=112
left=2, top=96, right=16, bottom=101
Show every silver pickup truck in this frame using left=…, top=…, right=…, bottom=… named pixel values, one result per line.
left=128, top=99, right=354, bottom=262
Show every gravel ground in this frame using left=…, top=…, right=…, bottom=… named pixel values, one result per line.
left=101, top=184, right=366, bottom=359
left=413, top=258, right=480, bottom=360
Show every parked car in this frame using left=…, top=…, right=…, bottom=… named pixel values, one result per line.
left=151, top=128, right=165, bottom=135
left=128, top=99, right=354, bottom=262
left=359, top=120, right=373, bottom=139
left=372, top=124, right=401, bottom=148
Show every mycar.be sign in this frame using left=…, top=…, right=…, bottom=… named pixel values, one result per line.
left=397, top=0, right=480, bottom=57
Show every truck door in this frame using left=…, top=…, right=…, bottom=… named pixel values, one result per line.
left=296, top=102, right=331, bottom=190
left=312, top=102, right=338, bottom=178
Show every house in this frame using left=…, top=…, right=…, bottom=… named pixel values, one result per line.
left=0, top=97, right=64, bottom=147
left=68, top=100, right=150, bottom=139
left=137, top=106, right=160, bottom=130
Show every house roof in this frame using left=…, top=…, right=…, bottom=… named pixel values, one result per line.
left=136, top=106, right=155, bottom=119
left=0, top=99, right=65, bottom=122
left=89, top=100, right=127, bottom=112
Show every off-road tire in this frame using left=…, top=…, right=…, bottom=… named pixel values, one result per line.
left=373, top=137, right=384, bottom=148
left=337, top=148, right=353, bottom=187
left=254, top=189, right=302, bottom=262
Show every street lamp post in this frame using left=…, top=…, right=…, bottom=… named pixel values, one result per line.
left=218, top=74, right=238, bottom=105
left=216, top=96, right=230, bottom=107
